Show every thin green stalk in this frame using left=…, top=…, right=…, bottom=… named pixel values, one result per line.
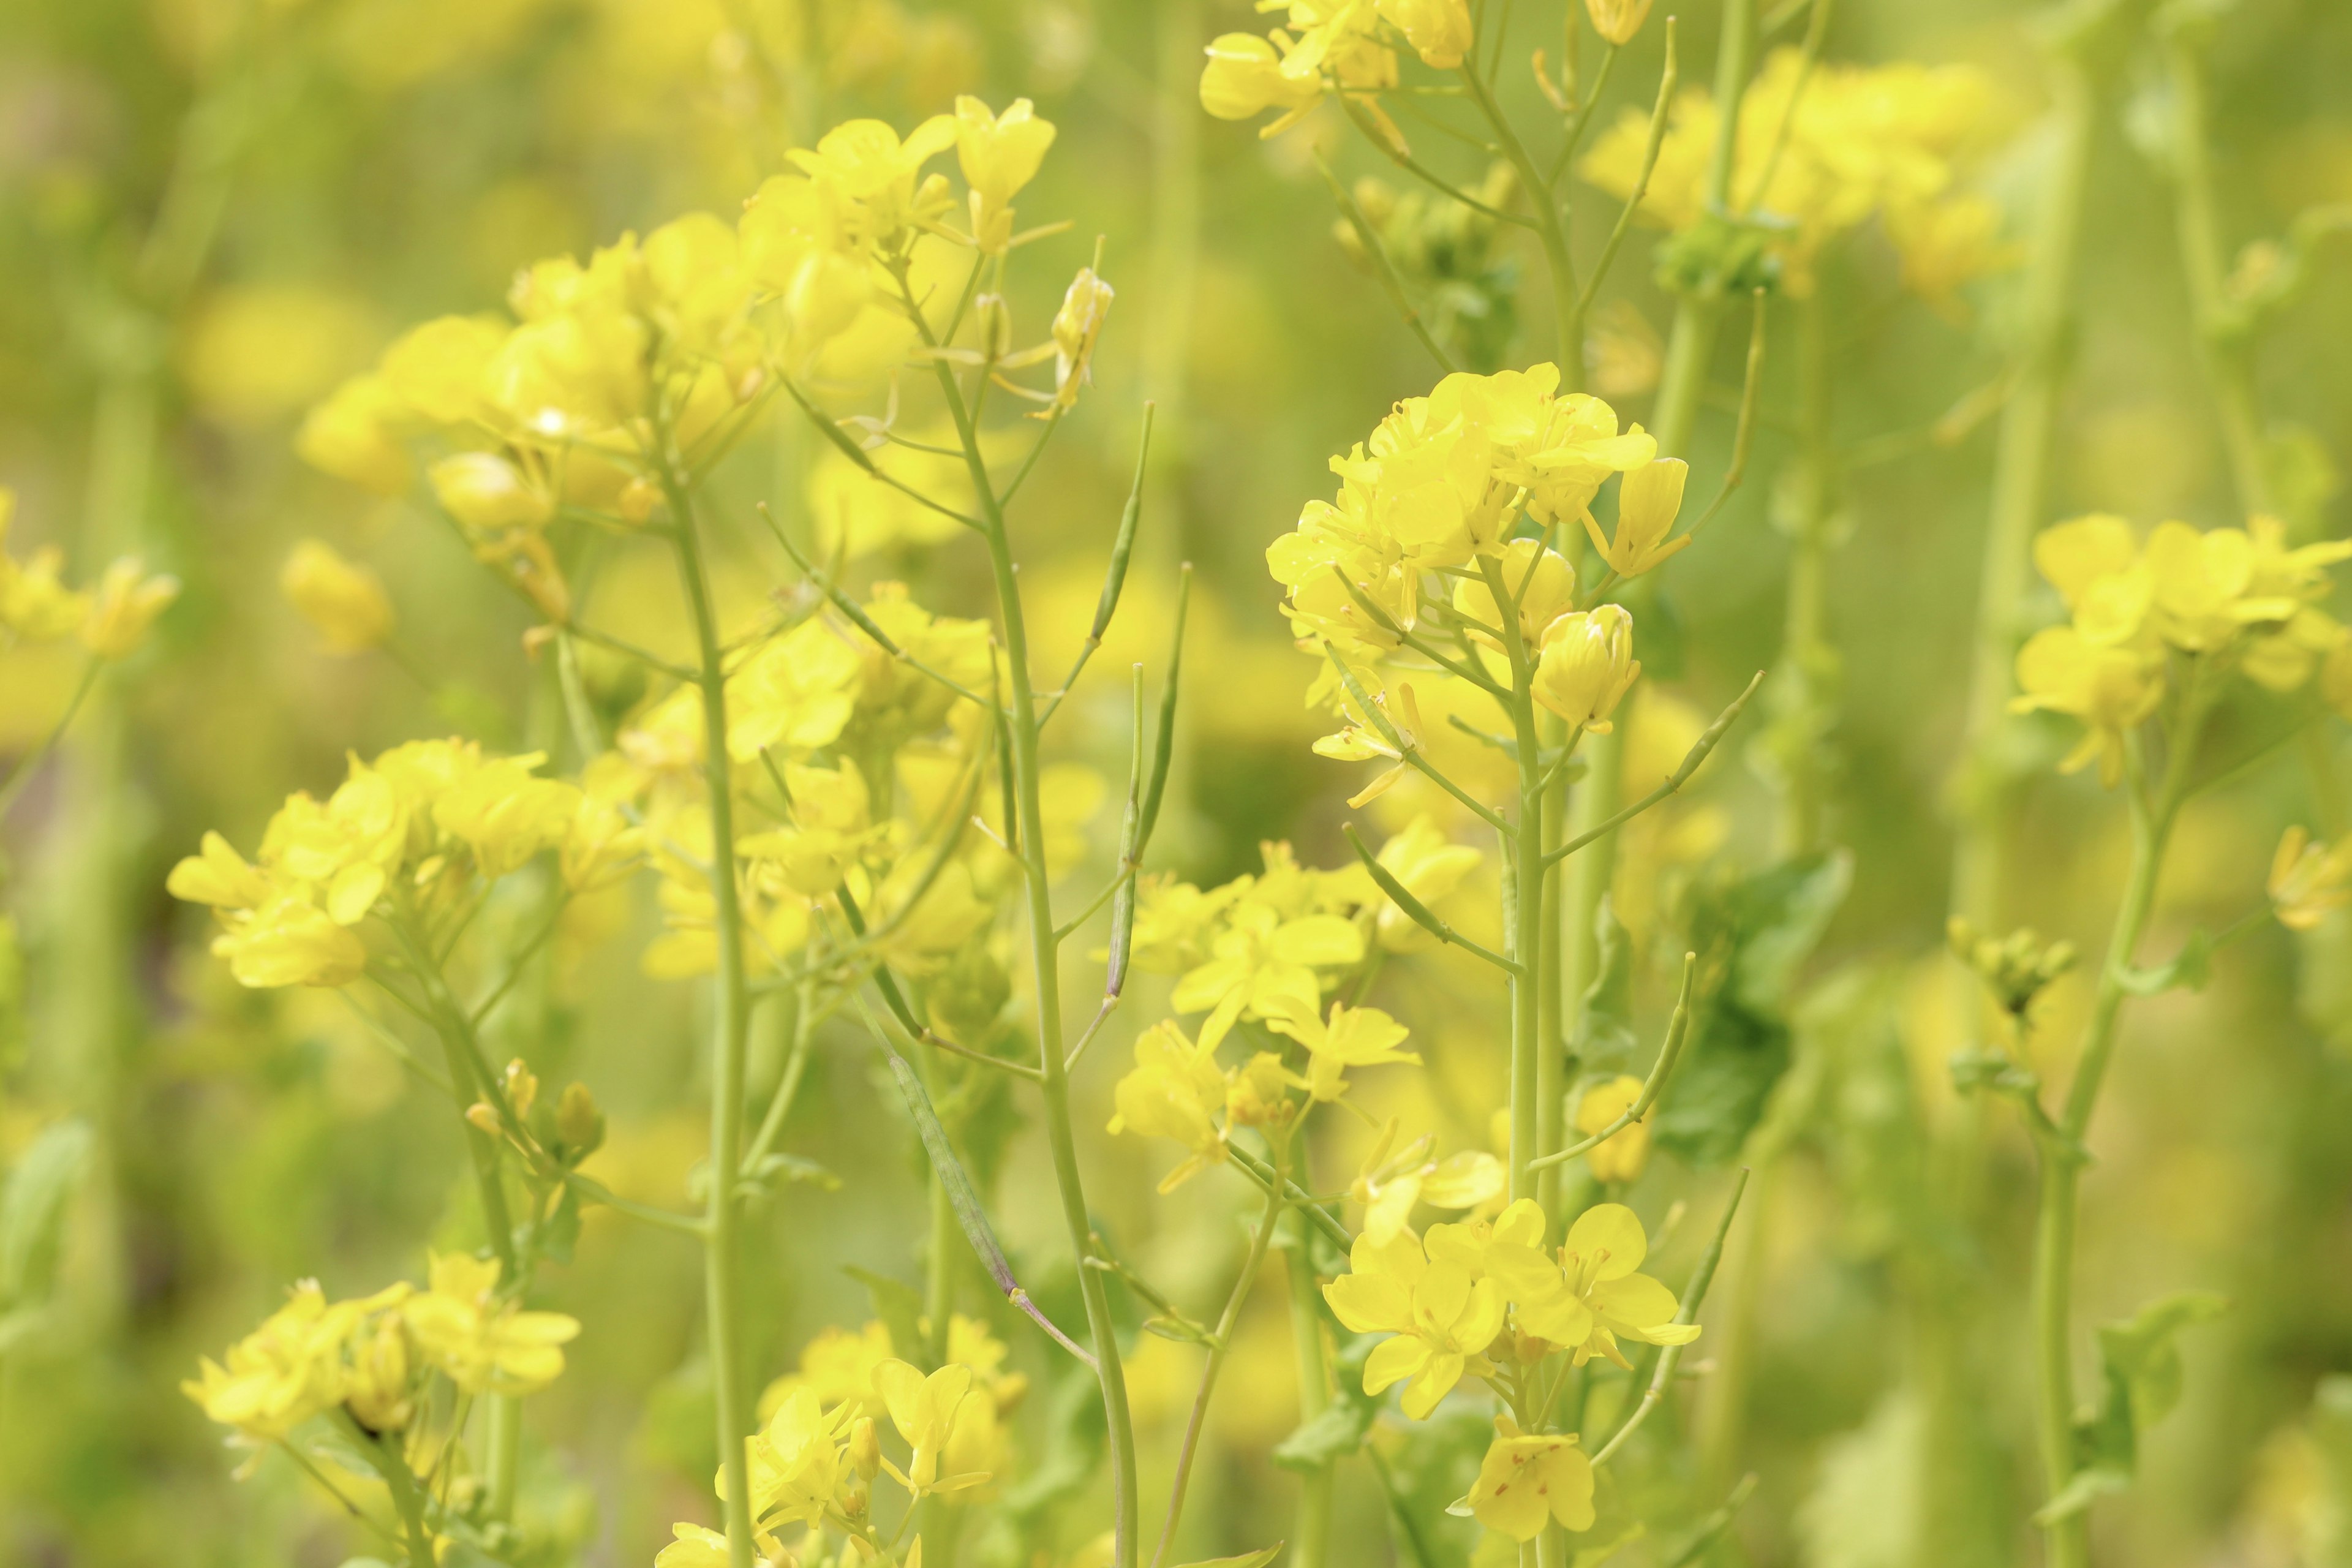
left=392, top=928, right=519, bottom=1276
left=2033, top=682, right=2212, bottom=1564
left=1152, top=1139, right=1289, bottom=1567
left=0, top=658, right=101, bottom=822
left=1457, top=65, right=1583, bottom=381
left=930, top=360, right=1140, bottom=1566
left=1534, top=709, right=1569, bottom=1227
left=485, top=1396, right=521, bottom=1521
left=2159, top=23, right=2272, bottom=517
left=1473, top=557, right=1549, bottom=1208
left=1284, top=1212, right=1336, bottom=1568
left=661, top=462, right=760, bottom=1568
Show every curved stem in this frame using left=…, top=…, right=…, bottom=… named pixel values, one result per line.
left=930, top=356, right=1141, bottom=1566
left=1152, top=1139, right=1289, bottom=1567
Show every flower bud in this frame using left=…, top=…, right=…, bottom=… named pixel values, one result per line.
left=281, top=540, right=395, bottom=655
left=1585, top=0, right=1655, bottom=45
left=850, top=1415, right=882, bottom=1480
left=1452, top=539, right=1575, bottom=649
left=554, top=1082, right=606, bottom=1157
left=80, top=558, right=180, bottom=659
left=502, top=1058, right=540, bottom=1119
left=466, top=1101, right=501, bottom=1136
left=431, top=452, right=555, bottom=534
left=1531, top=605, right=1639, bottom=731
left=346, top=1313, right=414, bottom=1434
left=1378, top=0, right=1473, bottom=67
left=298, top=375, right=413, bottom=496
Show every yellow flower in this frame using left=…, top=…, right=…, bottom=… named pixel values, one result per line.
left=1107, top=1020, right=1230, bottom=1193
left=653, top=1524, right=734, bottom=1568
left=873, top=1359, right=991, bottom=1497
left=1171, top=899, right=1363, bottom=1049
left=758, top=1319, right=897, bottom=1423
left=1376, top=0, right=1471, bottom=68
left=1324, top=1226, right=1506, bottom=1418
left=80, top=557, right=179, bottom=658
left=296, top=374, right=413, bottom=496
left=1584, top=458, right=1689, bottom=578
left=167, top=831, right=274, bottom=911
left=786, top=116, right=960, bottom=252
left=1264, top=998, right=1419, bottom=1101
left=1044, top=266, right=1114, bottom=416
left=402, top=1253, right=580, bottom=1396
left=209, top=892, right=369, bottom=989
left=1512, top=1203, right=1699, bottom=1368
left=182, top=1282, right=357, bottom=1441
left=2270, top=826, right=2352, bottom=932
left=2010, top=625, right=2163, bottom=788
left=345, top=1308, right=415, bottom=1433
left=1583, top=0, right=1654, bottom=45
left=1463, top=1413, right=1597, bottom=1540
left=1532, top=605, right=1639, bottom=731
left=742, top=1384, right=855, bottom=1529
left=1574, top=1075, right=1651, bottom=1183
left=954, top=97, right=1055, bottom=252
left=281, top=540, right=396, bottom=654
left=429, top=451, right=555, bottom=534
left=2143, top=519, right=2261, bottom=651
left=377, top=314, right=508, bottom=429
left=1199, top=34, right=1326, bottom=135
left=432, top=752, right=581, bottom=877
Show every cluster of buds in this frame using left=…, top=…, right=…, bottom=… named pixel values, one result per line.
left=1947, top=917, right=2078, bottom=1017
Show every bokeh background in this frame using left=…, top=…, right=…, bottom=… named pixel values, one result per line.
left=5, top=0, right=2352, bottom=1564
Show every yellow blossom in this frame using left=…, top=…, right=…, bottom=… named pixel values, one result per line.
left=1044, top=266, right=1114, bottom=415
left=1264, top=998, right=1419, bottom=1101
left=402, top=1252, right=580, bottom=1396
left=2010, top=625, right=2162, bottom=788
left=873, top=1359, right=991, bottom=1497
left=742, top=1384, right=855, bottom=1529
left=80, top=558, right=179, bottom=658
left=1583, top=0, right=1654, bottom=45
left=2270, top=826, right=2352, bottom=932
left=208, top=892, right=369, bottom=989
left=281, top=540, right=396, bottom=654
left=296, top=374, right=413, bottom=496
left=1585, top=458, right=1689, bottom=578
left=954, top=97, right=1055, bottom=252
left=1369, top=816, right=1482, bottom=952
left=182, top=1282, right=358, bottom=1441
left=1512, top=1203, right=1699, bottom=1368
left=1532, top=605, right=1639, bottom=730
left=1324, top=1225, right=1506, bottom=1418
left=1376, top=0, right=1471, bottom=68
left=1171, top=898, right=1363, bottom=1049
left=1452, top=538, right=1576, bottom=649
left=1107, top=1020, right=1230, bottom=1192
left=1463, top=1413, right=1597, bottom=1539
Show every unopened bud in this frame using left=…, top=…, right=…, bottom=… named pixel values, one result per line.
left=465, top=1101, right=501, bottom=1136
left=502, top=1059, right=539, bottom=1119
left=555, top=1082, right=606, bottom=1156
left=850, top=1415, right=881, bottom=1480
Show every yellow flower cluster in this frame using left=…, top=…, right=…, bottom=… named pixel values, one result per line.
left=2012, top=513, right=2352, bottom=785
left=184, top=1255, right=579, bottom=1443
left=1324, top=1200, right=1695, bottom=1421
left=296, top=99, right=1086, bottom=619
left=658, top=1316, right=1020, bottom=1564
left=1581, top=49, right=2015, bottom=302
left=0, top=488, right=179, bottom=660
left=168, top=738, right=636, bottom=988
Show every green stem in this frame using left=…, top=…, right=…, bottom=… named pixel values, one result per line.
left=485, top=1395, right=521, bottom=1521
left=663, top=468, right=759, bottom=1568
left=2160, top=26, right=2273, bottom=518
left=1458, top=65, right=1583, bottom=382
left=931, top=360, right=1140, bottom=1566
left=2034, top=683, right=2212, bottom=1563
left=1534, top=710, right=1569, bottom=1229
left=1284, top=1213, right=1335, bottom=1568
left=354, top=1419, right=440, bottom=1568
left=1152, top=1138, right=1289, bottom=1567
left=0, top=659, right=102, bottom=822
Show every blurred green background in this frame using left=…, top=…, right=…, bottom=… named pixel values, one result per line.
left=6, top=0, right=2352, bottom=1564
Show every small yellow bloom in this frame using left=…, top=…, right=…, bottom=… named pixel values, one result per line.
left=167, top=831, right=274, bottom=911
left=742, top=1384, right=856, bottom=1528
left=1462, top=1413, right=1597, bottom=1539
left=1583, top=0, right=1654, bottom=45
left=1171, top=899, right=1363, bottom=1050
left=1044, top=266, right=1114, bottom=416
left=1323, top=1226, right=1506, bottom=1418
left=209, top=892, right=369, bottom=989
left=1264, top=998, right=1419, bottom=1101
left=402, top=1253, right=580, bottom=1396
left=1512, top=1203, right=1699, bottom=1368
left=1452, top=539, right=1576, bottom=649
left=182, top=1282, right=357, bottom=1441
left=345, top=1309, right=415, bottom=1433
left=1369, top=816, right=1482, bottom=952
left=1584, top=458, right=1689, bottom=578
left=1532, top=605, right=1640, bottom=731
left=1107, top=1021, right=1230, bottom=1192
left=296, top=374, right=413, bottom=496
left=1199, top=34, right=1324, bottom=132
left=2270, top=826, right=2352, bottom=932
left=281, top=540, right=396, bottom=654
left=2010, top=625, right=2162, bottom=788
left=80, top=557, right=179, bottom=658
left=429, top=451, right=555, bottom=534
left=873, top=1359, right=992, bottom=1497
left=954, top=97, right=1056, bottom=252
left=1377, top=0, right=1472, bottom=69
left=1574, top=1075, right=1651, bottom=1183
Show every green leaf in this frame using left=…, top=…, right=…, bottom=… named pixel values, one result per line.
left=843, top=1265, right=927, bottom=1362
left=1275, top=1333, right=1384, bottom=1470
left=1568, top=895, right=1636, bottom=1074
left=1, top=1118, right=92, bottom=1306
left=2117, top=929, right=2210, bottom=997
left=1003, top=1364, right=1107, bottom=1523
left=1172, top=1548, right=1284, bottom=1568
left=1657, top=852, right=1851, bottom=1169
left=2038, top=1291, right=2228, bottom=1523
